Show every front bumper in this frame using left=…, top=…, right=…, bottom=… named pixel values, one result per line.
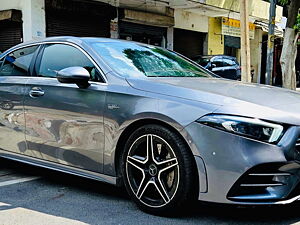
left=183, top=122, right=300, bottom=205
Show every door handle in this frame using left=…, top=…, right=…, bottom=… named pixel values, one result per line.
left=29, top=87, right=45, bottom=98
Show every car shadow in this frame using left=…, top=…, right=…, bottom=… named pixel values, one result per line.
left=1, top=158, right=300, bottom=225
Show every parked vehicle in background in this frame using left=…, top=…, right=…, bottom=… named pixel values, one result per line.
left=192, top=55, right=241, bottom=80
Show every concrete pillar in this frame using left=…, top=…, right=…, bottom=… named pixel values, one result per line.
left=208, top=17, right=224, bottom=55
left=250, top=28, right=263, bottom=83
left=203, top=33, right=208, bottom=55
left=110, top=18, right=119, bottom=39
left=21, top=0, right=46, bottom=42
left=167, top=27, right=174, bottom=50
left=236, top=49, right=241, bottom=64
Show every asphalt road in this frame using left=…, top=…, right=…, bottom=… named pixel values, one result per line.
left=1, top=158, right=300, bottom=225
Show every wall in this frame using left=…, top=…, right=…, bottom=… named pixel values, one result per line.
left=0, top=0, right=45, bottom=42
left=206, top=0, right=283, bottom=22
left=208, top=17, right=224, bottom=55
left=174, top=9, right=209, bottom=55
left=174, top=9, right=208, bottom=33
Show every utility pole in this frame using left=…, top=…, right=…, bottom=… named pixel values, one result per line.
left=240, top=0, right=251, bottom=82
left=265, top=0, right=277, bottom=85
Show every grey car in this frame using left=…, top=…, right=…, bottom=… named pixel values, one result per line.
left=1, top=37, right=300, bottom=215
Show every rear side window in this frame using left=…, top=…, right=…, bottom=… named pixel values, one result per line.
left=212, top=57, right=224, bottom=67
left=38, top=44, right=103, bottom=82
left=0, top=46, right=38, bottom=76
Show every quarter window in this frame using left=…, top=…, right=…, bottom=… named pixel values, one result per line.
left=0, top=46, right=38, bottom=76
left=38, top=44, right=103, bottom=82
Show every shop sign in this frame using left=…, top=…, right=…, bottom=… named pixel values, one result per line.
left=221, top=17, right=255, bottom=39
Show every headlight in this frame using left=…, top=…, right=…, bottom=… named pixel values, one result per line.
left=197, top=114, right=284, bottom=144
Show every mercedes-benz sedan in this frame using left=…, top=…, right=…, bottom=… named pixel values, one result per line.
left=1, top=37, right=300, bottom=215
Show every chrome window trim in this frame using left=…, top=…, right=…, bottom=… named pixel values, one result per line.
left=0, top=41, right=108, bottom=85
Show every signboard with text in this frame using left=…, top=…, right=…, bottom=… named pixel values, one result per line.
left=221, top=17, right=255, bottom=39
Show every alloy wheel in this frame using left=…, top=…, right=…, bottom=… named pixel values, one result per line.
left=125, top=134, right=180, bottom=208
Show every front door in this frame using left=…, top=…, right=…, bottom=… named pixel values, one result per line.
left=24, top=43, right=106, bottom=172
left=211, top=56, right=225, bottom=77
left=222, top=57, right=238, bottom=80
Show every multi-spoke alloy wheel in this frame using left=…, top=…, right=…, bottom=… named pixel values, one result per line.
left=121, top=125, right=197, bottom=215
left=126, top=134, right=179, bottom=207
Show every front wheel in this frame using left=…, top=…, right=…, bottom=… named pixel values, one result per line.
left=121, top=125, right=197, bottom=215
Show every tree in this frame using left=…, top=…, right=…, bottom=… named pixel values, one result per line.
left=279, top=0, right=300, bottom=90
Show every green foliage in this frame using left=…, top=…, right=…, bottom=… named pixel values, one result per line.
left=278, top=0, right=288, bottom=5
left=295, top=14, right=300, bottom=32
left=278, top=0, right=300, bottom=32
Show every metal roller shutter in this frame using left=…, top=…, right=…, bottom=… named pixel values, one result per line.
left=119, top=21, right=166, bottom=37
left=0, top=21, right=22, bottom=52
left=0, top=9, right=23, bottom=52
left=119, top=21, right=167, bottom=46
left=45, top=0, right=116, bottom=38
left=46, top=13, right=110, bottom=37
left=174, top=28, right=205, bottom=59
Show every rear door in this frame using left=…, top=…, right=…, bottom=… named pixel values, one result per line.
left=23, top=43, right=106, bottom=172
left=0, top=45, right=38, bottom=154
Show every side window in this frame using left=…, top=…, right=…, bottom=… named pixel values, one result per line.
left=223, top=58, right=236, bottom=66
left=212, top=57, right=224, bottom=67
left=0, top=46, right=38, bottom=76
left=38, top=44, right=103, bottom=82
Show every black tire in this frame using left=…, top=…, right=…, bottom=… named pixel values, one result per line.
left=121, top=124, right=197, bottom=216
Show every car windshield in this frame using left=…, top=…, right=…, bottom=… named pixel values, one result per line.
left=91, top=42, right=214, bottom=78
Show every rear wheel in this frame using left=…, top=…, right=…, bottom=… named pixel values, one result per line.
left=121, top=124, right=197, bottom=215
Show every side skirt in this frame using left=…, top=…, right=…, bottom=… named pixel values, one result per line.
left=0, top=149, right=117, bottom=185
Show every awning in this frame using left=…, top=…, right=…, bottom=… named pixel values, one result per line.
left=0, top=10, right=22, bottom=22
left=254, top=20, right=283, bottom=37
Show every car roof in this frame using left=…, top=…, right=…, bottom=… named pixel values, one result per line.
left=12, top=36, right=126, bottom=48
left=0, top=36, right=154, bottom=58
left=0, top=36, right=139, bottom=58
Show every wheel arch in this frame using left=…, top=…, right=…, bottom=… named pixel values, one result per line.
left=114, top=118, right=199, bottom=193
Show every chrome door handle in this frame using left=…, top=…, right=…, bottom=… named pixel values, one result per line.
left=29, top=87, right=45, bottom=98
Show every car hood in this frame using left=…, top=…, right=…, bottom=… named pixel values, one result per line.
left=127, top=77, right=300, bottom=125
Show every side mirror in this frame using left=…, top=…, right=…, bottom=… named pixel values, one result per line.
left=57, top=66, right=90, bottom=88
left=211, top=63, right=217, bottom=68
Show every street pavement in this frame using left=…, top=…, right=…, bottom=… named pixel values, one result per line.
left=1, top=158, right=300, bottom=225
